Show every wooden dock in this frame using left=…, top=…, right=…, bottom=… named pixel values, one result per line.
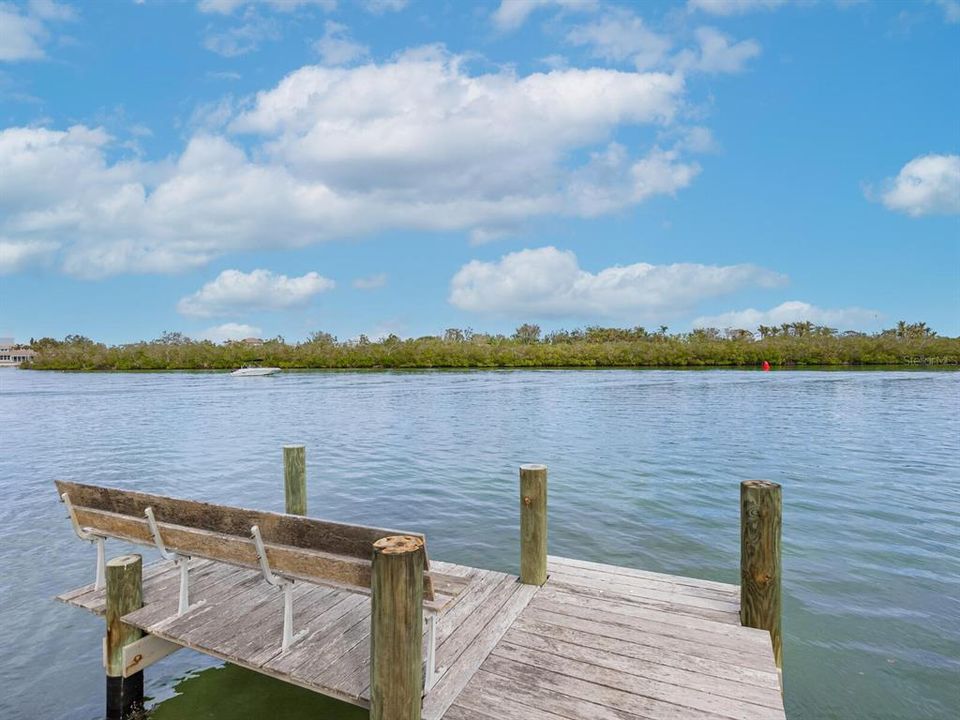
left=59, top=553, right=785, bottom=719
left=54, top=456, right=786, bottom=719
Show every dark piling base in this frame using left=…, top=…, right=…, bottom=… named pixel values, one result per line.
left=106, top=672, right=144, bottom=719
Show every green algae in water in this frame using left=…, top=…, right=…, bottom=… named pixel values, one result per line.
left=149, top=664, right=367, bottom=719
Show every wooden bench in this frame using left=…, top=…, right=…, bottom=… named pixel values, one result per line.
left=56, top=480, right=469, bottom=688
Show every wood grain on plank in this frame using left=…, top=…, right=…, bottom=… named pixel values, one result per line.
left=454, top=668, right=651, bottom=720
left=502, top=627, right=783, bottom=708
left=545, top=575, right=739, bottom=625
left=423, top=581, right=538, bottom=720
left=530, top=593, right=770, bottom=655
left=123, top=563, right=253, bottom=630
left=481, top=653, right=726, bottom=720
left=447, top=674, right=575, bottom=720
left=536, top=585, right=755, bottom=642
left=546, top=569, right=740, bottom=613
left=510, top=614, right=780, bottom=690
left=521, top=605, right=774, bottom=672
left=64, top=504, right=460, bottom=608
left=265, top=593, right=367, bottom=676
left=491, top=641, right=784, bottom=720
left=56, top=480, right=415, bottom=559
left=440, top=704, right=506, bottom=720
left=548, top=556, right=738, bottom=594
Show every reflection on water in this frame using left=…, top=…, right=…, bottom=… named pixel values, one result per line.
left=0, top=368, right=958, bottom=720
left=150, top=664, right=366, bottom=720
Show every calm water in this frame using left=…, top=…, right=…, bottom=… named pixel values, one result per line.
left=0, top=368, right=958, bottom=720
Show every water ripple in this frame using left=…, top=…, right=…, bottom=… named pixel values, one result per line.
left=0, top=368, right=958, bottom=720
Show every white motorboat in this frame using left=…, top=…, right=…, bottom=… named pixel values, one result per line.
left=231, top=366, right=281, bottom=377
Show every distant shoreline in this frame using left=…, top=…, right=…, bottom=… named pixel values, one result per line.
left=20, top=325, right=960, bottom=372
left=12, top=363, right=960, bottom=374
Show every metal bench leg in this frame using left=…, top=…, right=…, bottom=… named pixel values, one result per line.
left=251, top=524, right=296, bottom=653
left=425, top=611, right=438, bottom=690
left=178, top=557, right=190, bottom=615
left=94, top=535, right=106, bottom=591
left=282, top=582, right=294, bottom=653
left=145, top=506, right=191, bottom=615
left=61, top=492, right=108, bottom=590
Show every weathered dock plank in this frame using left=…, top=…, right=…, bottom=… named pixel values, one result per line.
left=58, top=555, right=783, bottom=720
left=546, top=568, right=741, bottom=613
left=544, top=575, right=740, bottom=625
left=547, top=555, right=740, bottom=594
left=422, top=579, right=539, bottom=720
left=437, top=556, right=785, bottom=720
left=57, top=558, right=217, bottom=615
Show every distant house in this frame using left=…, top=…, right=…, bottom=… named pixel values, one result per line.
left=0, top=338, right=36, bottom=367
left=241, top=337, right=264, bottom=346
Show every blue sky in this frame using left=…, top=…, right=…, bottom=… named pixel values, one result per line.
left=0, top=0, right=958, bottom=344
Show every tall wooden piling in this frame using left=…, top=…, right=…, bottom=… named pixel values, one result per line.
left=370, top=535, right=424, bottom=720
left=283, top=444, right=307, bottom=515
left=740, top=479, right=782, bottom=669
left=519, top=464, right=548, bottom=585
left=105, top=554, right=144, bottom=720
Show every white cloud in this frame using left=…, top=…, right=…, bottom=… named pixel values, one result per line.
left=539, top=54, right=569, bottom=70
left=177, top=268, right=335, bottom=317
left=312, top=21, right=368, bottom=66
left=198, top=0, right=335, bottom=14
left=629, top=147, right=701, bottom=201
left=469, top=226, right=515, bottom=245
left=352, top=272, right=387, bottom=290
left=449, top=246, right=786, bottom=319
left=27, top=0, right=76, bottom=21
left=674, top=126, right=719, bottom=154
left=0, top=0, right=75, bottom=62
left=204, top=13, right=279, bottom=57
left=0, top=7, right=44, bottom=61
left=188, top=96, right=241, bottom=130
left=0, top=51, right=703, bottom=277
left=198, top=0, right=246, bottom=11
left=693, top=301, right=880, bottom=330
left=931, top=0, right=960, bottom=23
left=566, top=9, right=672, bottom=70
left=564, top=11, right=758, bottom=77
left=361, top=0, right=407, bottom=13
left=553, top=143, right=701, bottom=218
left=688, top=0, right=788, bottom=15
left=492, top=0, right=597, bottom=32
left=675, top=27, right=761, bottom=74
left=199, top=322, right=262, bottom=342
left=199, top=0, right=335, bottom=56
left=232, top=50, right=687, bottom=205
left=206, top=70, right=243, bottom=81
left=0, top=238, right=58, bottom=273
left=876, top=154, right=960, bottom=217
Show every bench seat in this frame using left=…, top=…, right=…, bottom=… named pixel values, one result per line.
left=55, top=480, right=469, bottom=612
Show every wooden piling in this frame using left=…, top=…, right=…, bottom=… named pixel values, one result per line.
left=740, top=479, right=782, bottom=669
left=283, top=444, right=307, bottom=516
left=369, top=535, right=424, bottom=720
left=105, top=554, right=144, bottom=720
left=519, top=464, right=548, bottom=586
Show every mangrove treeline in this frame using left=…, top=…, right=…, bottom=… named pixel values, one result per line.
left=19, top=321, right=959, bottom=371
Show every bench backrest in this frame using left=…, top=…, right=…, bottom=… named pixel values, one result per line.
left=56, top=480, right=466, bottom=610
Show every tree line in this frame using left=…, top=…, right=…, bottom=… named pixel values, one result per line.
left=20, top=321, right=958, bottom=371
